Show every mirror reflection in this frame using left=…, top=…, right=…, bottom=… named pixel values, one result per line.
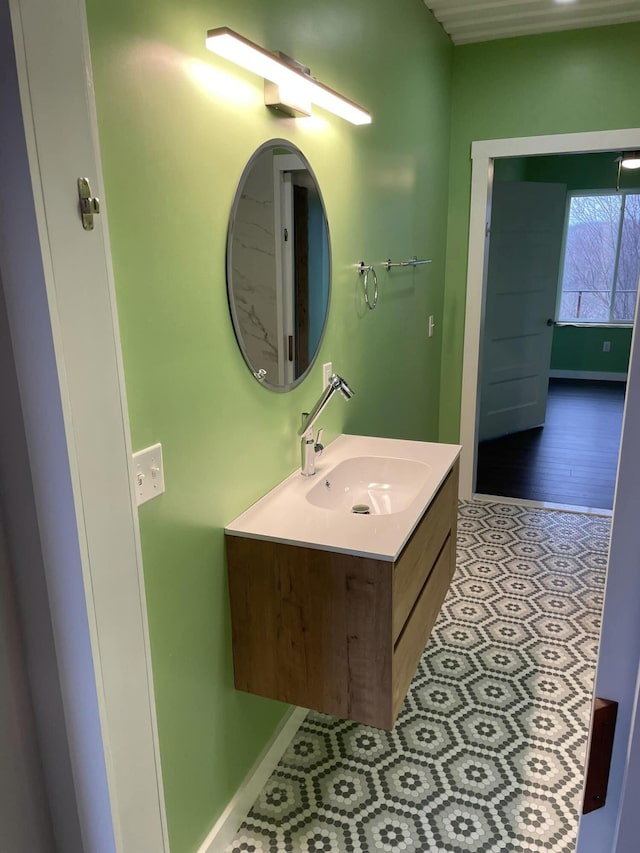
left=227, top=140, right=330, bottom=391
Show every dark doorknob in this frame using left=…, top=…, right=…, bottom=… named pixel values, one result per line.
left=546, top=318, right=555, bottom=327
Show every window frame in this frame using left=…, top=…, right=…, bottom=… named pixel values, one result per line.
left=556, top=188, right=639, bottom=328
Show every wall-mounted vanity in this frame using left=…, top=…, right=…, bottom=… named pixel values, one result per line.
left=224, top=142, right=458, bottom=729
left=225, top=435, right=461, bottom=730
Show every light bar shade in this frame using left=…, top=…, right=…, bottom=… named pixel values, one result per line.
left=307, top=81, right=371, bottom=126
left=205, top=27, right=371, bottom=126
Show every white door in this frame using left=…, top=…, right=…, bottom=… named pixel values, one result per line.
left=0, top=510, right=55, bottom=852
left=478, top=181, right=566, bottom=441
left=3, top=0, right=167, bottom=849
left=575, top=288, right=640, bottom=853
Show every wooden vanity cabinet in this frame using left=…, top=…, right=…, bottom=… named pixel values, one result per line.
left=226, top=460, right=459, bottom=730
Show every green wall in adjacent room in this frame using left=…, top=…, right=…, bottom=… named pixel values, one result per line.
left=85, top=1, right=452, bottom=850
left=493, top=150, right=639, bottom=375
left=441, top=22, right=640, bottom=442
left=495, top=151, right=640, bottom=191
left=551, top=326, right=632, bottom=374
left=492, top=157, right=528, bottom=182
left=524, top=152, right=640, bottom=191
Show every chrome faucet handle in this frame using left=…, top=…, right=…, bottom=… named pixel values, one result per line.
left=315, top=428, right=324, bottom=454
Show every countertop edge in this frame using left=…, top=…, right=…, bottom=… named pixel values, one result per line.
left=224, top=435, right=461, bottom=562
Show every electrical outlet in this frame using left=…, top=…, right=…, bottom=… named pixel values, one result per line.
left=323, top=362, right=333, bottom=389
left=603, top=341, right=611, bottom=353
left=132, top=442, right=165, bottom=506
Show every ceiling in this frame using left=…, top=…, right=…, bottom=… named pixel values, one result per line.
left=423, top=0, right=640, bottom=45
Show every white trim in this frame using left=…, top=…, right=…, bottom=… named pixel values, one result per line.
left=197, top=707, right=308, bottom=853
left=458, top=157, right=493, bottom=499
left=555, top=323, right=634, bottom=329
left=470, top=129, right=640, bottom=162
left=77, top=6, right=169, bottom=845
left=549, top=370, right=628, bottom=382
left=553, top=190, right=572, bottom=325
left=459, top=128, right=640, bottom=500
left=564, top=188, right=640, bottom=198
left=472, top=493, right=613, bottom=518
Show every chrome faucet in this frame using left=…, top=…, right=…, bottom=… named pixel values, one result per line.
left=298, top=373, right=354, bottom=476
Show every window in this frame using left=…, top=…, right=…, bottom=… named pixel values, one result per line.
left=558, top=191, right=640, bottom=324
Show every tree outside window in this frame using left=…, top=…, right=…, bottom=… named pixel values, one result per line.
left=559, top=191, right=640, bottom=323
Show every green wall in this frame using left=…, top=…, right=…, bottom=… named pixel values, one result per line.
left=551, top=326, right=632, bottom=374
left=441, top=23, right=640, bottom=441
left=86, top=2, right=452, bottom=850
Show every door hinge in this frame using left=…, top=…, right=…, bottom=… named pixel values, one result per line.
left=77, top=177, right=100, bottom=231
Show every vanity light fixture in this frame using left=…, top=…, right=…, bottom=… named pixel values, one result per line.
left=616, top=151, right=640, bottom=190
left=621, top=151, right=640, bottom=170
left=205, top=27, right=372, bottom=125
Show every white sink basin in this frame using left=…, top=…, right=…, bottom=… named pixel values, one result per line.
left=225, top=434, right=461, bottom=561
left=306, top=456, right=431, bottom=515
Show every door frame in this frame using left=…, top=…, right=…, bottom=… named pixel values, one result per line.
left=273, top=152, right=306, bottom=385
left=459, top=128, right=640, bottom=500
left=4, top=0, right=168, bottom=849
left=459, top=127, right=640, bottom=853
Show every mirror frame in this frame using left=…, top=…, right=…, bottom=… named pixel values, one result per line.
left=226, top=138, right=332, bottom=392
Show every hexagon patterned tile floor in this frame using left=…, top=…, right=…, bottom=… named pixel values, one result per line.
left=226, top=501, right=608, bottom=853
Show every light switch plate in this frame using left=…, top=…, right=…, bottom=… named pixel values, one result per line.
left=323, top=362, right=332, bottom=389
left=132, top=442, right=165, bottom=506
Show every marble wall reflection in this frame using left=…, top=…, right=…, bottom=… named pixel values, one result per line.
left=230, top=150, right=279, bottom=381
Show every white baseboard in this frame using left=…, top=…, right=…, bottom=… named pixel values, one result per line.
left=197, top=706, right=308, bottom=853
left=549, top=369, right=627, bottom=382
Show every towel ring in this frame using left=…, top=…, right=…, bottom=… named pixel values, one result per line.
left=359, top=261, right=378, bottom=310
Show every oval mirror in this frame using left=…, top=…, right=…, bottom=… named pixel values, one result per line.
left=227, top=139, right=331, bottom=391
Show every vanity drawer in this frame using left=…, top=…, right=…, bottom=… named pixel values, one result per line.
left=226, top=456, right=459, bottom=731
left=227, top=535, right=393, bottom=727
left=392, top=534, right=453, bottom=719
left=392, top=462, right=458, bottom=642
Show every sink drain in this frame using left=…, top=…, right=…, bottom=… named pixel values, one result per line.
left=351, top=504, right=370, bottom=515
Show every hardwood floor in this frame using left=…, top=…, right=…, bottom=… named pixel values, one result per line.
left=476, top=378, right=626, bottom=509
